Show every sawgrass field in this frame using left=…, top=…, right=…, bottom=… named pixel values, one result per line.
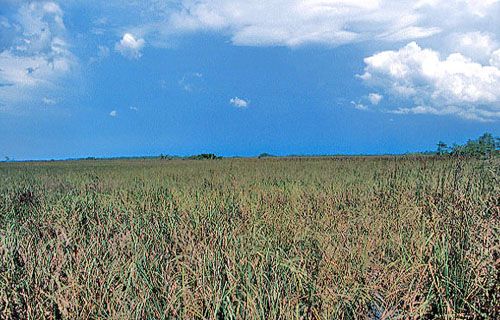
left=0, top=156, right=498, bottom=319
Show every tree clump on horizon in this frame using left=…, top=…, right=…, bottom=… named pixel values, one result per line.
left=436, top=133, right=499, bottom=158
left=186, top=153, right=222, bottom=160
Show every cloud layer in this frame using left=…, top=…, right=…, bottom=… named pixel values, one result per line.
left=168, top=0, right=500, bottom=47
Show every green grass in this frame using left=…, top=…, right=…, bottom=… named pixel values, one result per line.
left=0, top=156, right=498, bottom=319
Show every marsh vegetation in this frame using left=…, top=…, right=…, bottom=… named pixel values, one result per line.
left=0, top=156, right=498, bottom=318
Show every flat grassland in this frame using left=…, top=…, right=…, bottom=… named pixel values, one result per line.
left=0, top=157, right=498, bottom=319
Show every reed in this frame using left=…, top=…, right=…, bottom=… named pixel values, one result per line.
left=0, top=156, right=498, bottom=319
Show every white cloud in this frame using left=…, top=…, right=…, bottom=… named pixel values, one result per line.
left=460, top=0, right=500, bottom=18
left=0, top=51, right=71, bottom=87
left=230, top=97, right=249, bottom=108
left=129, top=106, right=138, bottom=111
left=378, top=26, right=442, bottom=42
left=361, top=42, right=500, bottom=121
left=389, top=105, right=500, bottom=122
left=448, top=32, right=499, bottom=63
left=76, top=0, right=499, bottom=50
left=355, top=104, right=369, bottom=111
left=351, top=100, right=369, bottom=111
left=368, top=93, right=383, bottom=105
left=166, top=0, right=500, bottom=47
left=42, top=97, right=56, bottom=105
left=0, top=2, right=75, bottom=112
left=110, top=110, right=117, bottom=116
left=115, top=33, right=145, bottom=59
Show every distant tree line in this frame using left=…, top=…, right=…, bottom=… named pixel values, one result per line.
left=258, top=153, right=276, bottom=158
left=186, top=153, right=222, bottom=160
left=159, top=153, right=223, bottom=160
left=436, top=133, right=499, bottom=157
left=159, top=154, right=176, bottom=160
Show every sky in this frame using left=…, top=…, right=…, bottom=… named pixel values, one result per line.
left=1, top=0, right=500, bottom=160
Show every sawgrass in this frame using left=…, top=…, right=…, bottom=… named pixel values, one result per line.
left=0, top=156, right=498, bottom=319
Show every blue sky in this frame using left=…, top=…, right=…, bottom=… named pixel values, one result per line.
left=1, top=1, right=500, bottom=160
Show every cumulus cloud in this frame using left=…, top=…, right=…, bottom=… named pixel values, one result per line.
left=368, top=93, right=383, bottom=105
left=115, top=33, right=145, bottom=59
left=230, top=97, right=249, bottom=108
left=0, top=2, right=76, bottom=111
left=110, top=110, right=117, bottom=116
left=360, top=42, right=500, bottom=121
left=129, top=106, right=138, bottom=111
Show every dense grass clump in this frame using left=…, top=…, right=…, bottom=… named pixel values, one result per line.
left=0, top=156, right=498, bottom=319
